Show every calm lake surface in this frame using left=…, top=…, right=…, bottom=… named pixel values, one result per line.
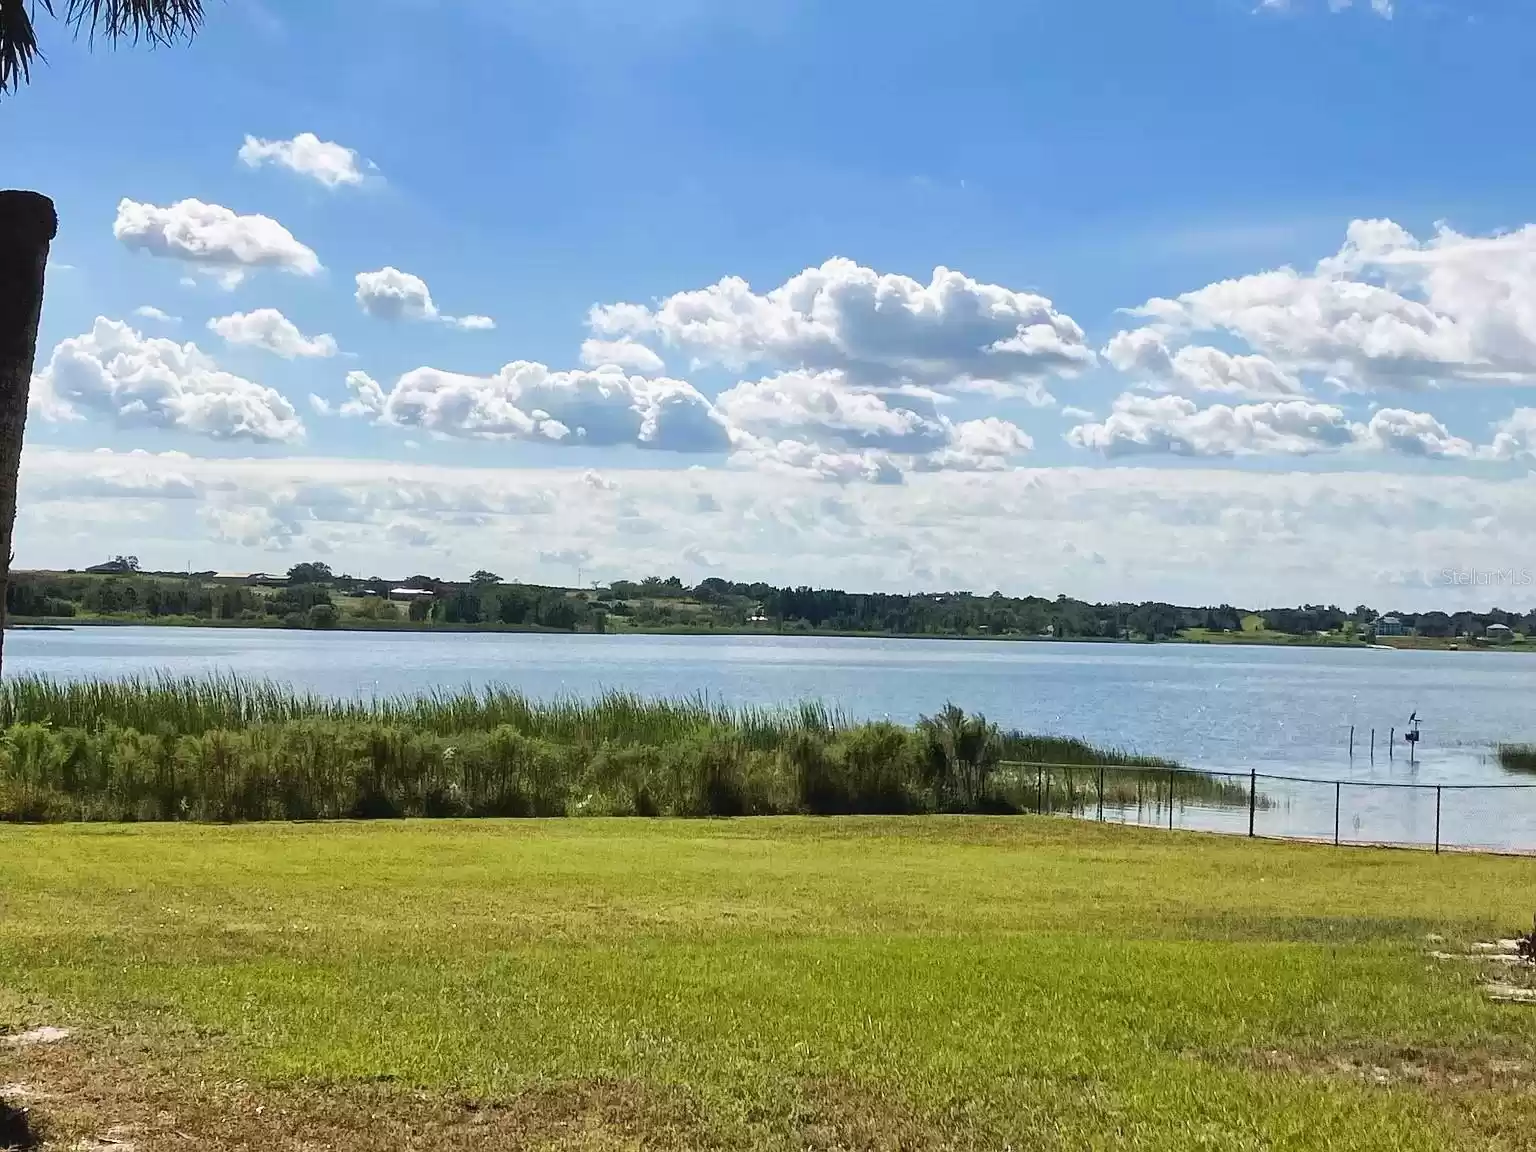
left=7, top=626, right=1529, bottom=780
left=10, top=626, right=1536, bottom=850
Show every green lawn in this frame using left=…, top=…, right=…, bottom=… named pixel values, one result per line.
left=3, top=818, right=1535, bottom=1149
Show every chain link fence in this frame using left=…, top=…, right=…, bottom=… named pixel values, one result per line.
left=1001, top=761, right=1536, bottom=854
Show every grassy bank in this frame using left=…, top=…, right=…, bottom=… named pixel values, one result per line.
left=1179, top=626, right=1366, bottom=648
left=0, top=676, right=1212, bottom=824
left=3, top=819, right=1536, bottom=1150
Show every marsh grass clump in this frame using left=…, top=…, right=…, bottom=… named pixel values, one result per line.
left=0, top=677, right=1228, bottom=824
left=991, top=763, right=1256, bottom=813
left=1498, top=745, right=1536, bottom=774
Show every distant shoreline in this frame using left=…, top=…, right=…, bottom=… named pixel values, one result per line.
left=8, top=614, right=1534, bottom=653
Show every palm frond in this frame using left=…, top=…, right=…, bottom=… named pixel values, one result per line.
left=1, top=0, right=205, bottom=94
left=58, top=0, right=203, bottom=48
left=0, top=0, right=43, bottom=93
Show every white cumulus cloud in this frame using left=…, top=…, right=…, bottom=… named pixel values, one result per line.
left=1068, top=392, right=1476, bottom=460
left=923, top=417, right=1035, bottom=471
left=580, top=339, right=666, bottom=373
left=340, top=371, right=387, bottom=419
left=715, top=370, right=1032, bottom=477
left=355, top=267, right=437, bottom=322
left=348, top=361, right=732, bottom=454
left=1103, top=327, right=1304, bottom=399
left=738, top=440, right=907, bottom=485
left=588, top=257, right=1093, bottom=400
left=132, top=306, right=179, bottom=325
left=1485, top=409, right=1536, bottom=462
left=1125, top=219, right=1536, bottom=392
left=1357, top=407, right=1474, bottom=459
left=1068, top=394, right=1360, bottom=458
left=239, top=132, right=370, bottom=188
left=29, top=318, right=304, bottom=443
left=354, top=266, right=493, bottom=330
left=346, top=360, right=1033, bottom=480
left=208, top=309, right=338, bottom=359
left=206, top=504, right=300, bottom=550
left=716, top=371, right=954, bottom=455
left=113, top=198, right=321, bottom=287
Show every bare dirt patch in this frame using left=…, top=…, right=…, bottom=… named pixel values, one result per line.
left=0, top=1031, right=717, bottom=1151
left=793, top=1076, right=974, bottom=1152
left=1245, top=1045, right=1536, bottom=1092
left=0, top=1030, right=69, bottom=1050
left=0, top=1030, right=980, bottom=1151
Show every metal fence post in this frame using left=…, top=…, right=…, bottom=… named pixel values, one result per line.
left=998, top=762, right=1520, bottom=855
left=1435, top=786, right=1442, bottom=855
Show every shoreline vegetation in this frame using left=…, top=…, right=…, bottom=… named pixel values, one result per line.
left=1498, top=745, right=1536, bottom=773
left=6, top=613, right=1527, bottom=652
left=7, top=562, right=1533, bottom=652
left=0, top=675, right=1255, bottom=824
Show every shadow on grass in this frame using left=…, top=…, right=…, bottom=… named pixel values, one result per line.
left=0, top=1099, right=41, bottom=1151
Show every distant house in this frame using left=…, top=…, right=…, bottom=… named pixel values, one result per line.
left=389, top=587, right=436, bottom=603
left=1487, top=623, right=1516, bottom=642
left=1375, top=616, right=1408, bottom=637
left=85, top=559, right=136, bottom=575
left=211, top=572, right=285, bottom=587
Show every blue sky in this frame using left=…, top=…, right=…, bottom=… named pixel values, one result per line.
left=4, top=0, right=1536, bottom=606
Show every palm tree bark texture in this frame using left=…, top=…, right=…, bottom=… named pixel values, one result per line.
left=0, top=190, right=57, bottom=679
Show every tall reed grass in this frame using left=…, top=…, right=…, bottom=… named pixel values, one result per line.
left=0, top=674, right=842, bottom=744
left=0, top=675, right=1209, bottom=824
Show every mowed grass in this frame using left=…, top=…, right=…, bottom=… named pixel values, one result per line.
left=3, top=818, right=1536, bottom=1149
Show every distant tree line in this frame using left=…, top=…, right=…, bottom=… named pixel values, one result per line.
left=604, top=579, right=1536, bottom=640
left=8, top=559, right=1536, bottom=640
left=7, top=573, right=261, bottom=621
left=5, top=571, right=334, bottom=628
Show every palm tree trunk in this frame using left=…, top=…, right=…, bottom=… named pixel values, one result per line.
left=0, top=191, right=58, bottom=680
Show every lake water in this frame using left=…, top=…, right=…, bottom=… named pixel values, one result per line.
left=8, top=626, right=1536, bottom=850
